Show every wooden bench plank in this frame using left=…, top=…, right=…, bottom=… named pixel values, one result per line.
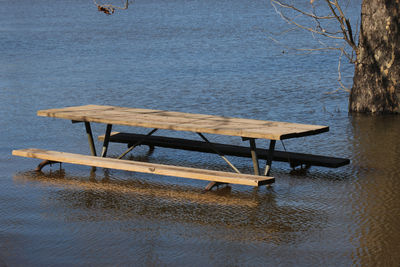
left=12, top=149, right=274, bottom=187
left=99, top=132, right=350, bottom=168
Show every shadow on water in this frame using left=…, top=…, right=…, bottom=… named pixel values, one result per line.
left=349, top=114, right=400, bottom=266
left=13, top=168, right=326, bottom=245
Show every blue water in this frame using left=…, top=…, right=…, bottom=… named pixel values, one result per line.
left=1, top=0, right=400, bottom=266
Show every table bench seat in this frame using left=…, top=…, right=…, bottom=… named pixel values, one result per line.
left=12, top=148, right=275, bottom=187
left=99, top=132, right=350, bottom=169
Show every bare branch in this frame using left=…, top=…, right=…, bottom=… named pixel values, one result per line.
left=268, top=35, right=341, bottom=52
left=271, top=0, right=358, bottom=51
left=337, top=48, right=351, bottom=92
left=271, top=0, right=335, bottom=20
left=93, top=0, right=130, bottom=15
left=271, top=1, right=345, bottom=40
left=324, top=0, right=357, bottom=51
left=270, top=0, right=356, bottom=93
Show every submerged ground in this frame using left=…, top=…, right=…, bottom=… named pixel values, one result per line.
left=1, top=0, right=399, bottom=265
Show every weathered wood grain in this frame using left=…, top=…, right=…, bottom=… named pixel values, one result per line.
left=12, top=148, right=275, bottom=186
left=37, top=105, right=329, bottom=140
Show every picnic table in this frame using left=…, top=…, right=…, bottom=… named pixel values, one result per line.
left=12, top=105, right=349, bottom=190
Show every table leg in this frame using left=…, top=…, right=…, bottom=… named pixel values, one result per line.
left=35, top=160, right=58, bottom=171
left=100, top=124, right=113, bottom=157
left=264, top=140, right=276, bottom=176
left=85, top=122, right=97, bottom=156
left=204, top=181, right=227, bottom=191
left=249, top=138, right=260, bottom=176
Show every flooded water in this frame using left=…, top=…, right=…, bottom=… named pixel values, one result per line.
left=1, top=0, right=400, bottom=265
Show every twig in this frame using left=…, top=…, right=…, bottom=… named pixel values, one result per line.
left=271, top=1, right=345, bottom=40
left=272, top=0, right=335, bottom=20
left=337, top=48, right=351, bottom=92
left=93, top=0, right=130, bottom=15
left=269, top=35, right=342, bottom=53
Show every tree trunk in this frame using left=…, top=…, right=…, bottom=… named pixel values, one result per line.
left=349, top=0, right=400, bottom=113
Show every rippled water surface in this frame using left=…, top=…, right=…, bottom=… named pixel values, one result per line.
left=1, top=0, right=400, bottom=266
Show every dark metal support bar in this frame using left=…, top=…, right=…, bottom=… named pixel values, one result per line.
left=204, top=181, right=227, bottom=191
left=35, top=160, right=58, bottom=171
left=197, top=133, right=241, bottom=174
left=85, top=122, right=97, bottom=156
left=249, top=138, right=260, bottom=176
left=264, top=140, right=276, bottom=176
left=100, top=124, right=113, bottom=157
left=117, top=128, right=158, bottom=159
left=198, top=132, right=241, bottom=191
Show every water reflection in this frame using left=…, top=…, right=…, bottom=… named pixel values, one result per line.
left=350, top=115, right=400, bottom=266
left=14, top=169, right=324, bottom=245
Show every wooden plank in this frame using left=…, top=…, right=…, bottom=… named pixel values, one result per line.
left=99, top=132, right=350, bottom=168
left=37, top=105, right=329, bottom=140
left=12, top=149, right=275, bottom=187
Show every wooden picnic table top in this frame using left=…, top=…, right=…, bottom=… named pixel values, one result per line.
left=37, top=105, right=329, bottom=140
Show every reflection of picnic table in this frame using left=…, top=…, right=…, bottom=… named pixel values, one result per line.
left=12, top=105, right=349, bottom=190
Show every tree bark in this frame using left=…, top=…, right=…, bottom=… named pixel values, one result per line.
left=349, top=0, right=400, bottom=113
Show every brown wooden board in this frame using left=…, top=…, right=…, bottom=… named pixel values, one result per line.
left=12, top=148, right=275, bottom=187
left=37, top=105, right=329, bottom=140
left=99, top=132, right=350, bottom=168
